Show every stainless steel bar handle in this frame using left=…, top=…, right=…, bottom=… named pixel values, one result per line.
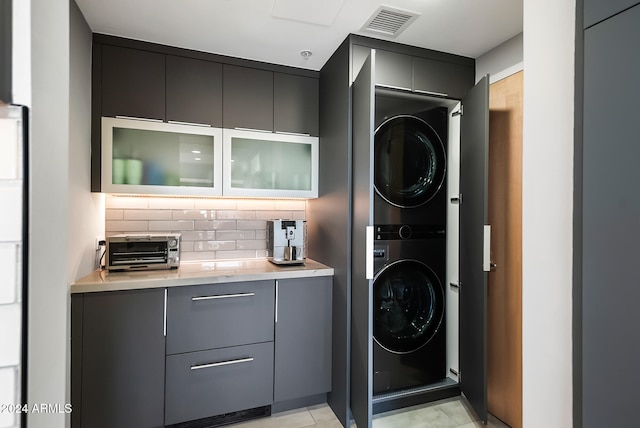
left=413, top=89, right=449, bottom=97
left=163, top=288, right=168, bottom=337
left=115, top=115, right=163, bottom=123
left=234, top=127, right=273, bottom=134
left=190, top=357, right=254, bottom=371
left=191, top=292, right=255, bottom=301
left=167, top=120, right=212, bottom=127
left=274, top=131, right=311, bottom=137
left=375, top=83, right=413, bottom=92
left=275, top=281, right=279, bottom=323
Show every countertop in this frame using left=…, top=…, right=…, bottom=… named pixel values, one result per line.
left=70, top=258, right=334, bottom=293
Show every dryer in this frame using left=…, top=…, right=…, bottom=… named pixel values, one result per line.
left=372, top=225, right=446, bottom=394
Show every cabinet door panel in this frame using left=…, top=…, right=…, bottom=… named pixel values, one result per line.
left=166, top=55, right=222, bottom=127
left=166, top=280, right=275, bottom=354
left=584, top=0, right=639, bottom=27
left=274, top=73, right=319, bottom=136
left=223, top=65, right=273, bottom=131
left=79, top=289, right=166, bottom=428
left=375, top=49, right=413, bottom=91
left=101, top=45, right=165, bottom=120
left=413, top=57, right=474, bottom=100
left=165, top=342, right=274, bottom=425
left=274, top=277, right=332, bottom=401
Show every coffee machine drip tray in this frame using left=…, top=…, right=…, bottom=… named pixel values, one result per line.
left=268, top=258, right=306, bottom=266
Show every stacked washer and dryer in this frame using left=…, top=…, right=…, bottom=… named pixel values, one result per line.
left=372, top=95, right=450, bottom=397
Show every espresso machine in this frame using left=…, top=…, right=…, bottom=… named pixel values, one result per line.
left=267, top=220, right=307, bottom=265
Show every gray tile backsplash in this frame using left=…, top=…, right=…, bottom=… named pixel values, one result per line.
left=105, top=195, right=306, bottom=262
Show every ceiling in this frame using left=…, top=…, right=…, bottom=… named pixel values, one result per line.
left=75, top=0, right=523, bottom=71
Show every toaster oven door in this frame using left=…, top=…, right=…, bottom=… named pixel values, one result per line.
left=108, top=240, right=168, bottom=269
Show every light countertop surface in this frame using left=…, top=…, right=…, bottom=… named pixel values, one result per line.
left=70, top=258, right=334, bottom=293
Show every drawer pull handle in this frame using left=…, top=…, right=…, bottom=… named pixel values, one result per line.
left=191, top=292, right=255, bottom=301
left=190, top=357, right=254, bottom=370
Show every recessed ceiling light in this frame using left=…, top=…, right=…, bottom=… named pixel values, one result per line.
left=300, top=50, right=312, bottom=59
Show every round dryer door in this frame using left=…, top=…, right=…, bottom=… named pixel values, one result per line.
left=373, top=259, right=444, bottom=354
left=374, top=115, right=446, bottom=208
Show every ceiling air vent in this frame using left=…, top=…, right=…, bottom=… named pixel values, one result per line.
left=361, top=6, right=419, bottom=37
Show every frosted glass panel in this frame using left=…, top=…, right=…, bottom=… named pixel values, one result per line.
left=230, top=137, right=312, bottom=191
left=112, top=128, right=215, bottom=188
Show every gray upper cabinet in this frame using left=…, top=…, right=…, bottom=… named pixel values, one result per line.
left=166, top=55, right=223, bottom=127
left=584, top=0, right=639, bottom=27
left=101, top=45, right=166, bottom=121
left=375, top=49, right=413, bottom=91
left=274, top=277, right=332, bottom=402
left=352, top=42, right=473, bottom=100
left=223, top=64, right=274, bottom=131
left=72, top=289, right=166, bottom=428
left=274, top=73, right=319, bottom=136
left=413, top=56, right=474, bottom=99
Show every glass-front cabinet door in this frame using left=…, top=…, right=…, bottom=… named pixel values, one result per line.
left=223, top=129, right=318, bottom=198
left=102, top=117, right=223, bottom=195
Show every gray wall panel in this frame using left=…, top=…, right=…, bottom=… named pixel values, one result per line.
left=584, top=0, right=639, bottom=27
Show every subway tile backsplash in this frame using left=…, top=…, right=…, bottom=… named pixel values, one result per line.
left=105, top=195, right=306, bottom=261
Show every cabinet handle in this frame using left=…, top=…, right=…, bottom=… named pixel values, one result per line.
left=413, top=89, right=449, bottom=97
left=234, top=127, right=273, bottom=134
left=191, top=292, right=255, bottom=301
left=274, top=131, right=311, bottom=137
left=190, top=357, right=254, bottom=371
left=375, top=83, right=413, bottom=92
left=167, top=120, right=212, bottom=127
left=163, top=288, right=167, bottom=337
left=115, top=115, right=163, bottom=123
left=275, top=280, right=279, bottom=323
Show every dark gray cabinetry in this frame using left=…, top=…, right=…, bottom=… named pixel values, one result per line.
left=166, top=55, right=223, bottom=126
left=580, top=4, right=640, bottom=426
left=166, top=280, right=274, bottom=354
left=274, top=277, right=332, bottom=401
left=223, top=65, right=274, bottom=131
left=352, top=41, right=474, bottom=100
left=274, top=73, right=319, bottom=136
left=71, top=289, right=165, bottom=428
left=413, top=57, right=473, bottom=99
left=165, top=342, right=274, bottom=425
left=584, top=0, right=639, bottom=27
left=375, top=49, right=414, bottom=90
left=165, top=280, right=275, bottom=425
left=101, top=45, right=166, bottom=120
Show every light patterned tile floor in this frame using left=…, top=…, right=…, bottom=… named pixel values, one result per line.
left=225, top=397, right=511, bottom=428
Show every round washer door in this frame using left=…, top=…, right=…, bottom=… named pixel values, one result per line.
left=374, top=115, right=446, bottom=208
left=373, top=259, right=444, bottom=354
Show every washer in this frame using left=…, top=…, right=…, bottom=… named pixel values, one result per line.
left=372, top=224, right=446, bottom=394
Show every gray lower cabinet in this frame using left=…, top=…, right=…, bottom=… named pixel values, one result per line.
left=72, top=275, right=333, bottom=427
left=71, top=289, right=166, bottom=428
left=166, top=280, right=275, bottom=354
left=274, top=277, right=332, bottom=401
left=165, top=342, right=274, bottom=425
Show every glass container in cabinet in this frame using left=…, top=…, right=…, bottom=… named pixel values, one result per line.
left=223, top=129, right=318, bottom=198
left=101, top=117, right=223, bottom=195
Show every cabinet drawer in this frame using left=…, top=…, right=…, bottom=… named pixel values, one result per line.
left=165, top=342, right=274, bottom=425
left=166, top=280, right=274, bottom=354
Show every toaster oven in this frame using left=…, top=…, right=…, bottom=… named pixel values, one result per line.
left=106, top=233, right=181, bottom=271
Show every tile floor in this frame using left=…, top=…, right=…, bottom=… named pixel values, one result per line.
left=226, top=397, right=511, bottom=428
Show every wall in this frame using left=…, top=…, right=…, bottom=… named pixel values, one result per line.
left=104, top=196, right=305, bottom=261
left=28, top=0, right=70, bottom=426
left=28, top=0, right=100, bottom=427
left=522, top=0, right=574, bottom=427
left=476, top=33, right=523, bottom=84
